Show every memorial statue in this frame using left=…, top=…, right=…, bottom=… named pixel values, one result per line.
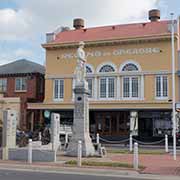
left=67, top=41, right=95, bottom=157
left=75, top=41, right=86, bottom=85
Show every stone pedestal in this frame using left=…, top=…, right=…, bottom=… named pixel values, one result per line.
left=51, top=113, right=60, bottom=151
left=66, top=81, right=95, bottom=156
left=2, top=110, right=17, bottom=160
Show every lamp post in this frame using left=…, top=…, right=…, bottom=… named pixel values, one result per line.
left=171, top=13, right=176, bottom=160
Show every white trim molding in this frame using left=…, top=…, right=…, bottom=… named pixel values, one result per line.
left=140, top=75, right=144, bottom=100
left=117, top=76, right=121, bottom=99
left=94, top=77, right=98, bottom=100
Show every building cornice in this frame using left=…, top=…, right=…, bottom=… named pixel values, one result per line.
left=45, top=70, right=172, bottom=79
left=27, top=101, right=172, bottom=110
left=42, top=34, right=177, bottom=50
left=0, top=72, right=44, bottom=78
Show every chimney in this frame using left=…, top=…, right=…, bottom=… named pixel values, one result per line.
left=149, top=9, right=160, bottom=22
left=46, top=32, right=55, bottom=43
left=73, top=18, right=85, bottom=29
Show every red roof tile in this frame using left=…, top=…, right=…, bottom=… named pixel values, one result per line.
left=54, top=20, right=171, bottom=44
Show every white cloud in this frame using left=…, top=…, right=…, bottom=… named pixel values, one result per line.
left=0, top=8, right=32, bottom=41
left=14, top=48, right=33, bottom=57
left=0, top=0, right=160, bottom=41
left=0, top=48, right=34, bottom=65
left=0, top=0, right=165, bottom=65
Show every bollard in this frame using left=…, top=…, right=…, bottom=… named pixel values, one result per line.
left=65, top=133, right=68, bottom=145
left=28, top=139, right=32, bottom=164
left=39, top=132, right=41, bottom=141
left=165, top=134, right=169, bottom=153
left=54, top=149, right=57, bottom=163
left=96, top=133, right=100, bottom=144
left=129, top=134, right=133, bottom=152
left=133, top=142, right=139, bottom=170
left=77, top=140, right=82, bottom=167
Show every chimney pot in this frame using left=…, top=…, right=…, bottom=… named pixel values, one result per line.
left=149, top=9, right=160, bottom=22
left=73, top=18, right=85, bottom=29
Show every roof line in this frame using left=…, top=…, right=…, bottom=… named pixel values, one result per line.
left=42, top=33, right=173, bottom=49
left=57, top=19, right=171, bottom=33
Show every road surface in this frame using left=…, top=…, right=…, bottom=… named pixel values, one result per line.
left=0, top=169, right=156, bottom=180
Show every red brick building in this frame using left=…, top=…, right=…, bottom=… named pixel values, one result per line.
left=0, top=59, right=45, bottom=130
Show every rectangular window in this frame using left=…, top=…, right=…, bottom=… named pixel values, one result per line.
left=156, top=76, right=161, bottom=97
left=87, top=78, right=93, bottom=98
left=100, top=77, right=115, bottom=99
left=15, top=78, right=27, bottom=91
left=123, top=76, right=140, bottom=99
left=0, top=79, right=7, bottom=92
left=100, top=78, right=106, bottom=98
left=123, top=77, right=130, bottom=98
left=132, top=77, right=139, bottom=97
left=54, top=79, right=64, bottom=100
left=108, top=78, right=115, bottom=98
left=162, top=76, right=168, bottom=97
left=156, top=76, right=168, bottom=99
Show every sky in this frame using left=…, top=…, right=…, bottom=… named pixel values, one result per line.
left=0, top=0, right=179, bottom=65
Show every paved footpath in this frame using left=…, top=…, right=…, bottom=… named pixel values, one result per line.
left=56, top=151, right=180, bottom=176
left=0, top=152, right=180, bottom=178
left=110, top=153, right=180, bottom=176
left=0, top=161, right=179, bottom=180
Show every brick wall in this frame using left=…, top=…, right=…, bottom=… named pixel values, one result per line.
left=1, top=73, right=44, bottom=130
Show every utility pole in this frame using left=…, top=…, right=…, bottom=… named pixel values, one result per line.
left=171, top=13, right=176, bottom=160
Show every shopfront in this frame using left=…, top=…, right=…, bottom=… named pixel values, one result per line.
left=91, top=111, right=130, bottom=137
left=138, top=111, right=172, bottom=138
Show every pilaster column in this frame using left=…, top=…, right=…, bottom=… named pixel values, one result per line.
left=72, top=78, right=75, bottom=101
left=117, top=76, right=120, bottom=99
left=140, top=75, right=144, bottom=100
left=94, top=77, right=98, bottom=100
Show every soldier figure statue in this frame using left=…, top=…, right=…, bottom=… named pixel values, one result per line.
left=75, top=41, right=86, bottom=85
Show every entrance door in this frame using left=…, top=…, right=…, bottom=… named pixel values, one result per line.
left=138, top=118, right=153, bottom=137
left=96, top=113, right=112, bottom=136
left=95, top=111, right=129, bottom=136
left=118, top=112, right=129, bottom=136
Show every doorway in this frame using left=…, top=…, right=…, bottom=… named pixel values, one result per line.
left=94, top=111, right=129, bottom=137
left=138, top=118, right=153, bottom=137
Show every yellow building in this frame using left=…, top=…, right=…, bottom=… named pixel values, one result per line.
left=28, top=10, right=180, bottom=139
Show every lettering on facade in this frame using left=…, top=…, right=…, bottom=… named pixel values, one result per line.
left=60, top=47, right=161, bottom=60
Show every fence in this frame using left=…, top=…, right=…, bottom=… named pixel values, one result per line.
left=98, top=134, right=169, bottom=153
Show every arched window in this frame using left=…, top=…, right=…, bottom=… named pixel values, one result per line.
left=86, top=66, right=93, bottom=73
left=99, top=65, right=115, bottom=73
left=122, top=63, right=138, bottom=71
left=120, top=62, right=141, bottom=99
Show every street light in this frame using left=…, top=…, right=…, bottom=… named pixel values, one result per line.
left=170, top=13, right=176, bottom=160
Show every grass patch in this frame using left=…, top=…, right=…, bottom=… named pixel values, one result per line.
left=107, top=149, right=129, bottom=154
left=65, top=160, right=145, bottom=169
left=107, top=149, right=165, bottom=155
